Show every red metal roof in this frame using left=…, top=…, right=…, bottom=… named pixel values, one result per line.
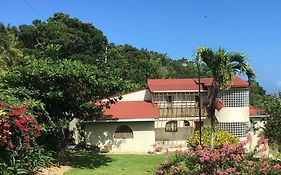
left=148, top=76, right=249, bottom=92
left=102, top=101, right=159, bottom=120
left=249, top=105, right=266, bottom=116
left=194, top=76, right=249, bottom=88
left=148, top=79, right=201, bottom=92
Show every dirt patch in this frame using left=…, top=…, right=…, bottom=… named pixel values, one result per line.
left=38, top=166, right=71, bottom=175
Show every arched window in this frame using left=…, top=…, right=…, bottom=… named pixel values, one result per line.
left=165, top=121, right=177, bottom=132
left=114, top=125, right=133, bottom=139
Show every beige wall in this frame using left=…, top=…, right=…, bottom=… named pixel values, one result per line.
left=119, top=89, right=152, bottom=101
left=104, top=89, right=152, bottom=102
left=85, top=121, right=155, bottom=153
left=215, top=107, right=249, bottom=122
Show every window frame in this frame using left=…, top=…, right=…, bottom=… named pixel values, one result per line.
left=165, top=121, right=178, bottom=132
left=114, top=125, right=134, bottom=139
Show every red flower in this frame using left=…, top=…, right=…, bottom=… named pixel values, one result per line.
left=10, top=110, right=20, bottom=116
left=23, top=136, right=29, bottom=143
left=17, top=106, right=27, bottom=113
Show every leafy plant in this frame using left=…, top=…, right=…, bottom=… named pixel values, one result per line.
left=158, top=137, right=281, bottom=175
left=187, top=126, right=239, bottom=149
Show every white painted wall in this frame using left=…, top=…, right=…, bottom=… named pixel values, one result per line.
left=85, top=121, right=155, bottom=153
left=103, top=89, right=152, bottom=102
left=215, top=107, right=249, bottom=122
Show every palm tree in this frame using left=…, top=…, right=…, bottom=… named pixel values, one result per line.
left=0, top=23, right=22, bottom=72
left=196, top=47, right=255, bottom=150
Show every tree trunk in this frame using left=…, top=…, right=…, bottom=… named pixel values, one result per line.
left=207, top=82, right=219, bottom=151
left=210, top=117, right=215, bottom=151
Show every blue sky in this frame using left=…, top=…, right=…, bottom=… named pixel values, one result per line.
left=1, top=0, right=281, bottom=94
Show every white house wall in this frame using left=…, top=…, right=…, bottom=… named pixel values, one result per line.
left=104, top=89, right=152, bottom=102
left=120, top=89, right=152, bottom=101
left=215, top=107, right=249, bottom=122
left=85, top=121, right=155, bottom=153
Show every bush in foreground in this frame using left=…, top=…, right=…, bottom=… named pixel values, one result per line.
left=0, top=94, right=53, bottom=174
left=157, top=137, right=281, bottom=175
left=187, top=126, right=240, bottom=149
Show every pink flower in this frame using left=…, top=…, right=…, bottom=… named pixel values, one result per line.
left=273, top=164, right=281, bottom=170
left=257, top=136, right=268, bottom=146
left=248, top=161, right=253, bottom=167
left=226, top=167, right=236, bottom=173
left=246, top=132, right=253, bottom=142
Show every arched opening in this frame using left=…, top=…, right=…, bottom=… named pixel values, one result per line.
left=114, top=125, right=133, bottom=139
left=165, top=121, right=177, bottom=132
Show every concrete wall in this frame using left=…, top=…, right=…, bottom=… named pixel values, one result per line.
left=154, top=118, right=208, bottom=147
left=85, top=121, right=155, bottom=153
left=215, top=107, right=249, bottom=122
left=155, top=127, right=194, bottom=141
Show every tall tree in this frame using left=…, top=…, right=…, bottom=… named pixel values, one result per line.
left=196, top=47, right=255, bottom=150
left=0, top=23, right=22, bottom=72
left=17, top=13, right=107, bottom=64
left=249, top=80, right=266, bottom=107
left=263, top=93, right=281, bottom=146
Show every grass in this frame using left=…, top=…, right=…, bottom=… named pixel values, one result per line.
left=64, top=151, right=166, bottom=175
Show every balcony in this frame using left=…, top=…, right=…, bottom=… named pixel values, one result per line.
left=158, top=106, right=207, bottom=118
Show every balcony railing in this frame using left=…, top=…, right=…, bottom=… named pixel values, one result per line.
left=158, top=106, right=207, bottom=118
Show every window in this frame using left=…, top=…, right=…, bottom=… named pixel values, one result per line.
left=184, top=120, right=190, bottom=127
left=166, top=95, right=173, bottom=103
left=195, top=95, right=200, bottom=102
left=114, top=125, right=133, bottom=139
left=217, top=122, right=249, bottom=137
left=165, top=121, right=177, bottom=132
left=218, top=89, right=249, bottom=107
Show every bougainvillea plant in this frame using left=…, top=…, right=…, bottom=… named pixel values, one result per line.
left=0, top=91, right=49, bottom=156
left=157, top=135, right=281, bottom=175
left=0, top=105, right=41, bottom=151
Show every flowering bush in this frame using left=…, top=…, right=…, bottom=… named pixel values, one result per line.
left=0, top=104, right=41, bottom=153
left=157, top=136, right=281, bottom=175
left=187, top=126, right=240, bottom=149
left=0, top=93, right=53, bottom=174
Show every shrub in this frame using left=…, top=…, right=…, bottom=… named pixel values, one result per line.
left=0, top=94, right=53, bottom=174
left=157, top=136, right=281, bottom=175
left=187, top=126, right=240, bottom=149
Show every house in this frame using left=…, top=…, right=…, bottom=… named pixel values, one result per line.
left=85, top=76, right=250, bottom=153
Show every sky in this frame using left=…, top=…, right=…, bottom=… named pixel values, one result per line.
left=1, top=0, right=281, bottom=94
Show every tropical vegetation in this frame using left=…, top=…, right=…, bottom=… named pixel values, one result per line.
left=0, top=12, right=278, bottom=174
left=195, top=47, right=255, bottom=150
left=157, top=136, right=281, bottom=175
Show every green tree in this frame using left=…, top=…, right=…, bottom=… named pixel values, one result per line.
left=249, top=80, right=266, bottom=107
left=0, top=23, right=22, bottom=72
left=2, top=56, right=132, bottom=149
left=263, top=93, right=281, bottom=146
left=196, top=47, right=255, bottom=150
left=17, top=13, right=107, bottom=64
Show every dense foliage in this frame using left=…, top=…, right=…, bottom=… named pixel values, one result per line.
left=17, top=13, right=107, bottom=63
left=157, top=137, right=281, bottom=175
left=187, top=127, right=239, bottom=149
left=263, top=93, right=281, bottom=146
left=249, top=80, right=267, bottom=107
left=0, top=12, right=270, bottom=173
left=0, top=92, right=53, bottom=174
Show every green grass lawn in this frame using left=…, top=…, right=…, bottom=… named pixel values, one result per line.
left=64, top=151, right=166, bottom=175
